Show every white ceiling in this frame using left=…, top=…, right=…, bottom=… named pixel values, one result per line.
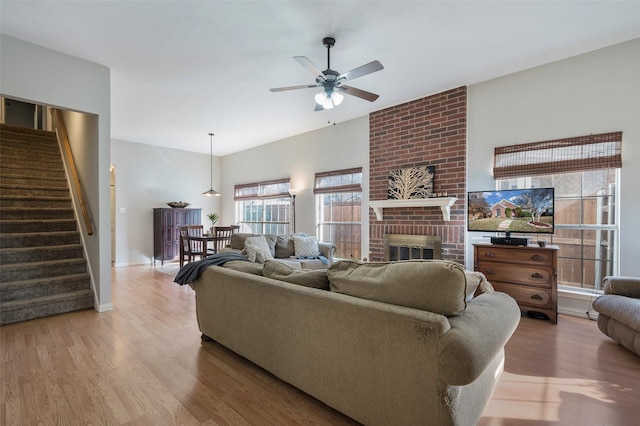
left=2, top=1, right=639, bottom=156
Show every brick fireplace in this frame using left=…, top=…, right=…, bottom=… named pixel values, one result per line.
left=369, top=86, right=467, bottom=264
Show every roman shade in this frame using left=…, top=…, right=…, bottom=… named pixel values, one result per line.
left=493, top=132, right=622, bottom=179
left=313, top=167, right=362, bottom=194
left=234, top=178, right=290, bottom=201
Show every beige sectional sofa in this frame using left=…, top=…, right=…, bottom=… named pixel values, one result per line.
left=188, top=259, right=520, bottom=425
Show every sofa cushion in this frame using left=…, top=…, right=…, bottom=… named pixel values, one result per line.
left=292, top=235, right=321, bottom=258
left=593, top=294, right=640, bottom=332
left=222, top=260, right=264, bottom=275
left=263, top=260, right=330, bottom=290
left=328, top=260, right=468, bottom=316
left=603, top=276, right=640, bottom=298
left=230, top=233, right=254, bottom=250
left=275, top=234, right=295, bottom=258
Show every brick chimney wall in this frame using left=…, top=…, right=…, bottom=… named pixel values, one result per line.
left=369, top=86, right=467, bottom=264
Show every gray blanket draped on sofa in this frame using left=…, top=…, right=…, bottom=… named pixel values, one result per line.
left=174, top=252, right=248, bottom=285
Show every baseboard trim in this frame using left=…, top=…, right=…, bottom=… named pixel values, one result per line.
left=97, top=303, right=113, bottom=313
left=558, top=306, right=598, bottom=321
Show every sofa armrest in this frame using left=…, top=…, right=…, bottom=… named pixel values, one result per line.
left=603, top=276, right=640, bottom=298
left=438, top=292, right=520, bottom=386
left=318, top=242, right=336, bottom=264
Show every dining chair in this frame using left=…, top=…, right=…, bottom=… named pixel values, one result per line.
left=209, top=225, right=239, bottom=255
left=179, top=225, right=205, bottom=267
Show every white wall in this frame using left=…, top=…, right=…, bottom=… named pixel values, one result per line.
left=110, top=139, right=221, bottom=266
left=0, top=35, right=112, bottom=311
left=467, top=39, right=640, bottom=314
left=221, top=116, right=370, bottom=256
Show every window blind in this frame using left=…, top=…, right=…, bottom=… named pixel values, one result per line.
left=234, top=178, right=290, bottom=201
left=493, top=132, right=622, bottom=180
left=313, top=167, right=363, bottom=194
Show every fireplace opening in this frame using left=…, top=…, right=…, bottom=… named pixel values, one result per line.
left=384, top=234, right=442, bottom=261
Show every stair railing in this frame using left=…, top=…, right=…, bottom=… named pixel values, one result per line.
left=53, top=109, right=94, bottom=235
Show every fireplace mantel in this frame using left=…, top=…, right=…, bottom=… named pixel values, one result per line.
left=369, top=197, right=458, bottom=221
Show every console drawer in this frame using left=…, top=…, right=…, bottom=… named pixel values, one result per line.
left=476, top=246, right=553, bottom=266
left=476, top=261, right=552, bottom=288
left=491, top=282, right=551, bottom=308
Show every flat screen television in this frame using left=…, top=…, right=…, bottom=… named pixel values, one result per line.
left=467, top=188, right=555, bottom=237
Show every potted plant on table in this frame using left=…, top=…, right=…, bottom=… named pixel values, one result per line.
left=207, top=212, right=219, bottom=235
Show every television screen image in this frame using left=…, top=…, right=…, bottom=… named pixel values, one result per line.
left=467, top=188, right=555, bottom=234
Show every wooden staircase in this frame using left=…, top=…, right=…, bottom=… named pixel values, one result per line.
left=0, top=123, right=94, bottom=325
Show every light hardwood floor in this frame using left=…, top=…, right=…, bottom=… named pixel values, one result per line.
left=2, top=263, right=639, bottom=425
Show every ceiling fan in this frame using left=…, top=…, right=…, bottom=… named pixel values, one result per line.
left=270, top=37, right=384, bottom=111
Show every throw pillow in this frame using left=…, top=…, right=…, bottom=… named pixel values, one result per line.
left=245, top=235, right=272, bottom=253
left=242, top=245, right=270, bottom=263
left=292, top=235, right=320, bottom=258
left=327, top=259, right=468, bottom=316
left=464, top=271, right=492, bottom=300
left=243, top=235, right=274, bottom=263
left=231, top=233, right=277, bottom=256
left=263, top=260, right=330, bottom=290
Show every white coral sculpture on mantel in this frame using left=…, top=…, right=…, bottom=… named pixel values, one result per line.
left=387, top=166, right=434, bottom=199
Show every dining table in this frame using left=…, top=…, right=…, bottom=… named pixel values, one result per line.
left=189, top=234, right=226, bottom=256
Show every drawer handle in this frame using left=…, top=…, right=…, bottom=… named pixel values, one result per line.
left=485, top=269, right=495, bottom=275
left=484, top=252, right=495, bottom=258
left=531, top=272, right=544, bottom=279
left=531, top=294, right=543, bottom=301
left=531, top=254, right=544, bottom=261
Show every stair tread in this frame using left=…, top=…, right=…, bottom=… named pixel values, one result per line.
left=0, top=273, right=90, bottom=288
left=0, top=289, right=94, bottom=310
left=0, top=194, right=71, bottom=201
left=0, top=230, right=78, bottom=237
left=0, top=243, right=82, bottom=252
left=0, top=219, right=76, bottom=224
left=0, top=257, right=86, bottom=270
left=0, top=206, right=73, bottom=211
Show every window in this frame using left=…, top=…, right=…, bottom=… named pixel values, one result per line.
left=494, top=132, right=622, bottom=291
left=314, top=168, right=362, bottom=259
left=234, top=178, right=291, bottom=234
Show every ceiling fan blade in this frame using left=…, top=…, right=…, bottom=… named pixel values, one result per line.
left=314, top=103, right=324, bottom=112
left=270, top=84, right=320, bottom=92
left=338, top=85, right=379, bottom=102
left=293, top=56, right=326, bottom=80
left=338, top=60, right=383, bottom=81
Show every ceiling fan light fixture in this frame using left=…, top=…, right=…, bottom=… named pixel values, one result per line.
left=315, top=90, right=335, bottom=109
left=331, top=91, right=344, bottom=106
left=270, top=36, right=383, bottom=111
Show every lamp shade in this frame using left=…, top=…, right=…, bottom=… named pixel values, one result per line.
left=202, top=188, right=220, bottom=197
left=331, top=91, right=344, bottom=105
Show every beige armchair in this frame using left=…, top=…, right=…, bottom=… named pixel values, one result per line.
left=592, top=276, right=640, bottom=356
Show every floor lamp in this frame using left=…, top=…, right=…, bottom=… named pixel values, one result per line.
left=289, top=189, right=298, bottom=233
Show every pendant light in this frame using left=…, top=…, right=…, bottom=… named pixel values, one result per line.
left=202, top=132, right=221, bottom=197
